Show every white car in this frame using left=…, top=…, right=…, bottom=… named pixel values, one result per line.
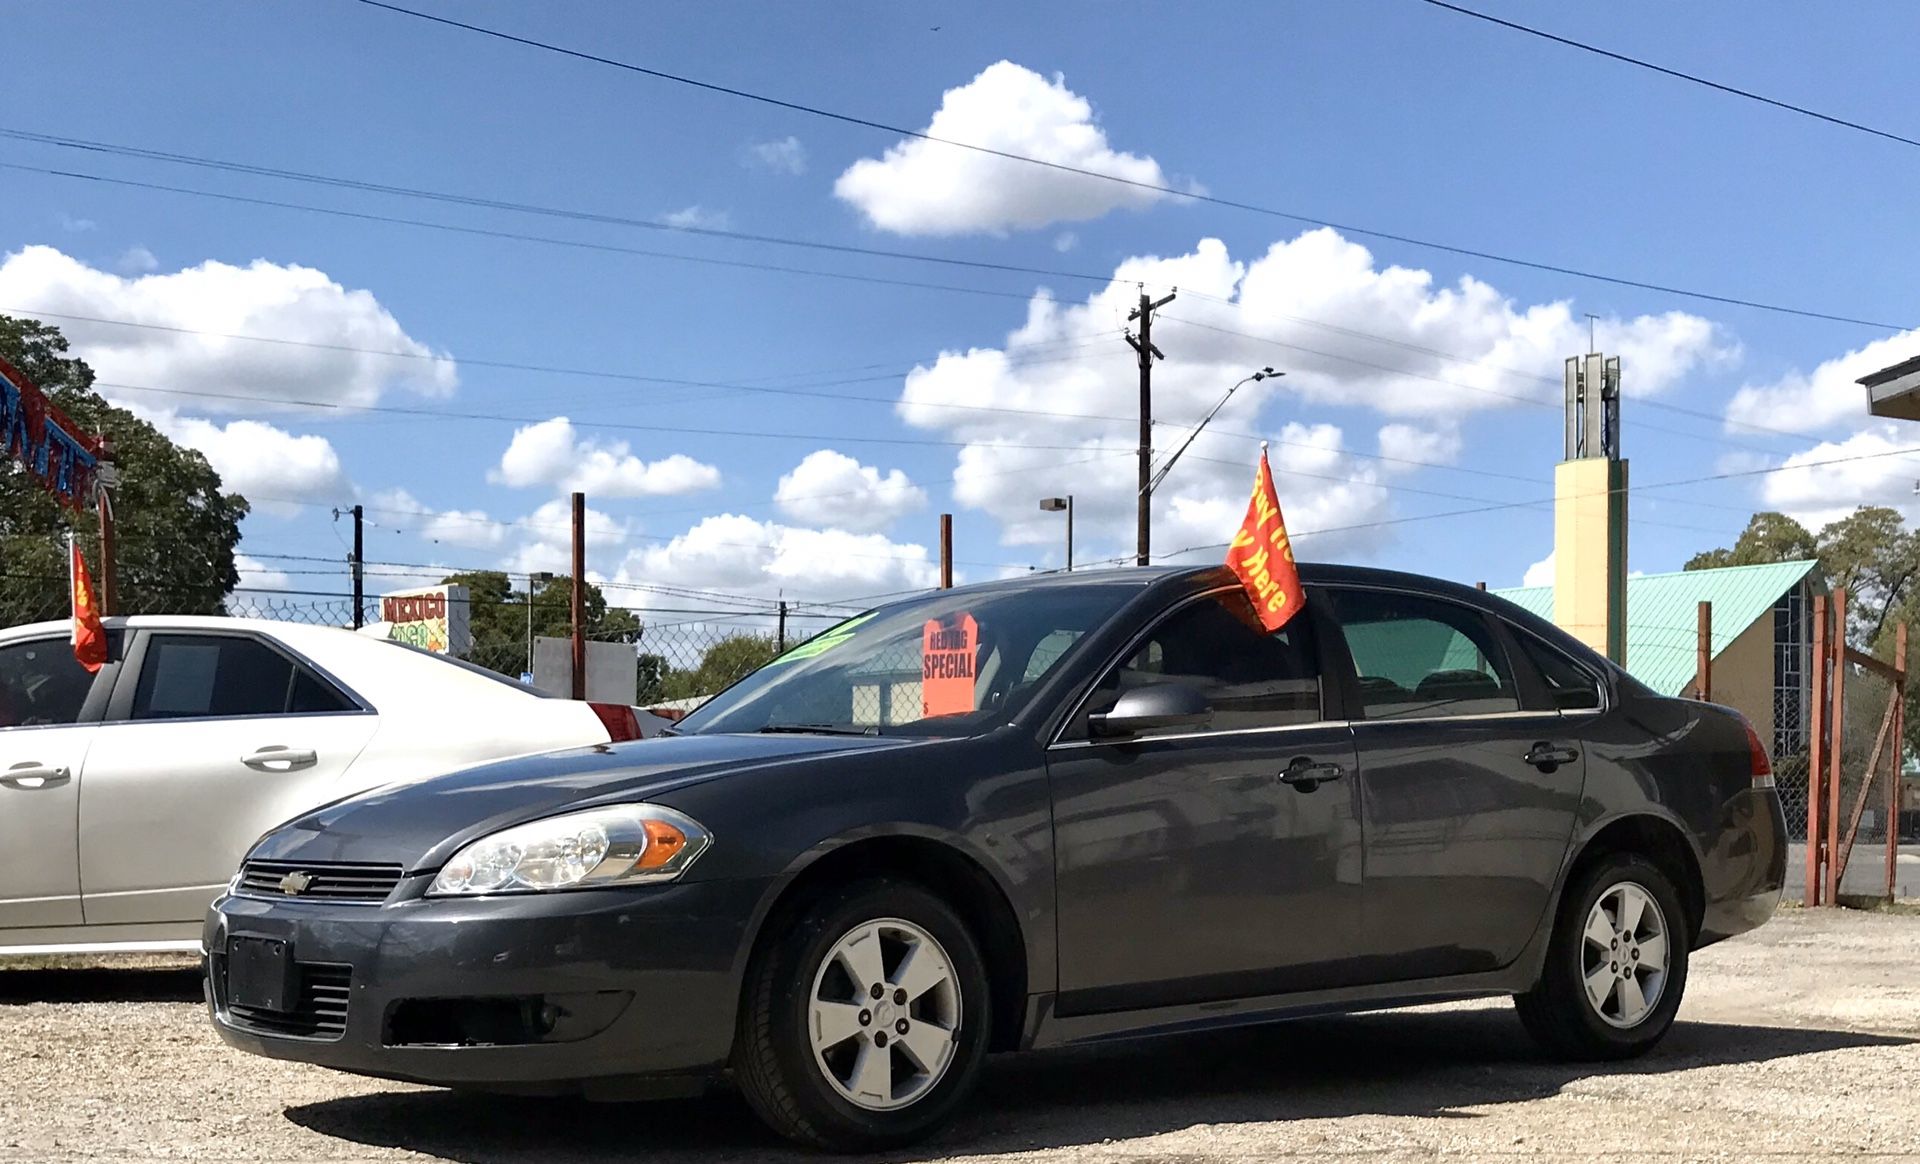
left=0, top=615, right=659, bottom=957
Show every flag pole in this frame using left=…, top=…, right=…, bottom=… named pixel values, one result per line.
left=66, top=528, right=77, bottom=646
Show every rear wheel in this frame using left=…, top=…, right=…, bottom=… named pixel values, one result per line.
left=1515, top=853, right=1689, bottom=1060
left=734, top=879, right=990, bottom=1152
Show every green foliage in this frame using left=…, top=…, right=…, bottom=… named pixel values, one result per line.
left=654, top=634, right=781, bottom=702
left=441, top=570, right=640, bottom=678
left=1683, top=511, right=1816, bottom=571
left=1, top=316, right=247, bottom=625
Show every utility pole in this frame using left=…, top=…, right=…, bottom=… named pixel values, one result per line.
left=1126, top=288, right=1175, bottom=566
left=939, top=514, right=953, bottom=589
left=776, top=599, right=788, bottom=652
left=350, top=504, right=365, bottom=629
left=94, top=434, right=118, bottom=616
left=570, top=491, right=586, bottom=700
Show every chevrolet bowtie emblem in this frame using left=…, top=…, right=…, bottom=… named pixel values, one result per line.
left=278, top=870, right=315, bottom=895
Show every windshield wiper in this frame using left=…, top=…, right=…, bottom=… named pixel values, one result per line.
left=755, top=722, right=882, bottom=737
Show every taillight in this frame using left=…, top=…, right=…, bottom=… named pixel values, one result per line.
left=589, top=702, right=643, bottom=743
left=1740, top=716, right=1775, bottom=788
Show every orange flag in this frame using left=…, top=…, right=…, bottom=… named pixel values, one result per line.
left=70, top=539, right=107, bottom=673
left=1225, top=447, right=1304, bottom=632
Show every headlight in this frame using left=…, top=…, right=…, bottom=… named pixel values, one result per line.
left=428, top=804, right=711, bottom=896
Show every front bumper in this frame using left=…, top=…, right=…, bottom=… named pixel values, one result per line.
left=204, top=876, right=769, bottom=1091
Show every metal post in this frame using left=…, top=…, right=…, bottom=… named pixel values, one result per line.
left=1890, top=624, right=1907, bottom=903
left=1827, top=585, right=1848, bottom=906
left=570, top=491, right=586, bottom=701
left=1807, top=593, right=1828, bottom=907
left=526, top=573, right=535, bottom=678
left=1695, top=600, right=1712, bottom=701
left=350, top=504, right=364, bottom=629
left=777, top=600, right=788, bottom=652
left=1065, top=495, right=1073, bottom=572
left=94, top=434, right=117, bottom=616
left=939, top=514, right=953, bottom=589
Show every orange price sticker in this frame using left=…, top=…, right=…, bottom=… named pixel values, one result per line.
left=921, top=613, right=978, bottom=718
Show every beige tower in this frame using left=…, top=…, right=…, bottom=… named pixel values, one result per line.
left=1554, top=353, right=1627, bottom=664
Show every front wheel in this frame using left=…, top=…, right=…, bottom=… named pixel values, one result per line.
left=733, top=879, right=991, bottom=1152
left=1515, top=853, right=1690, bottom=1060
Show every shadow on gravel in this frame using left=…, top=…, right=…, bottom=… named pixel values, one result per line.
left=0, top=968, right=202, bottom=1005
left=285, top=1007, right=1915, bottom=1163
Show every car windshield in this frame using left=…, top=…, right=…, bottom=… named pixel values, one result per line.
left=673, top=582, right=1140, bottom=737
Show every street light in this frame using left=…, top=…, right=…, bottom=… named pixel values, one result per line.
left=1039, top=496, right=1074, bottom=572
left=1146, top=367, right=1281, bottom=496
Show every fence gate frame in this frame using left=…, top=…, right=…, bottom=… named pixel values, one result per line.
left=1805, top=585, right=1908, bottom=906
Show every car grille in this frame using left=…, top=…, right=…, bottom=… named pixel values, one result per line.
left=224, top=963, right=351, bottom=1040
left=236, top=860, right=405, bottom=904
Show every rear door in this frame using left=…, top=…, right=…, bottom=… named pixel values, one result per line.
left=78, top=630, right=379, bottom=926
left=1048, top=587, right=1363, bottom=1013
left=0, top=632, right=118, bottom=930
left=1324, top=586, right=1584, bottom=982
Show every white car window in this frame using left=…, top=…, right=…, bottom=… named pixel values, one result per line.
left=132, top=634, right=354, bottom=720
left=0, top=636, right=97, bottom=728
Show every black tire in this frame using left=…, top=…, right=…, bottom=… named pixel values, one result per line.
left=733, top=878, right=991, bottom=1152
left=1515, top=852, right=1691, bottom=1060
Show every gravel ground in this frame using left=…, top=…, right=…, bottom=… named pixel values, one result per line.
left=2, top=906, right=1917, bottom=1163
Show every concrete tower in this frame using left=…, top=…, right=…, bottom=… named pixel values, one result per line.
left=1555, top=352, right=1627, bottom=664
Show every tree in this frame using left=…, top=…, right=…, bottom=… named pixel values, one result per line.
left=441, top=570, right=640, bottom=678
left=1, top=315, right=247, bottom=625
left=657, top=633, right=781, bottom=701
left=1683, top=511, right=1816, bottom=571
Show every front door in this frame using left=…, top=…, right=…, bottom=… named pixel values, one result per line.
left=0, top=634, right=113, bottom=931
left=1049, top=587, right=1361, bottom=1014
left=1325, top=587, right=1584, bottom=982
left=79, top=631, right=378, bottom=926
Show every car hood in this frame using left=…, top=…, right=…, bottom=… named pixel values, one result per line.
left=247, top=732, right=919, bottom=870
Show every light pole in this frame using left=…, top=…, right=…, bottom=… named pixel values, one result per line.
left=1040, top=496, right=1073, bottom=571
left=1146, top=367, right=1281, bottom=496
left=525, top=570, right=553, bottom=679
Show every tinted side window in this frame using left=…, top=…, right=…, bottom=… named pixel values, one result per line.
left=1082, top=589, right=1321, bottom=736
left=0, top=637, right=97, bottom=728
left=132, top=635, right=351, bottom=720
left=1329, top=589, right=1520, bottom=720
left=1515, top=632, right=1603, bottom=711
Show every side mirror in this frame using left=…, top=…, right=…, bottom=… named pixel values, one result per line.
left=1088, top=682, right=1212, bottom=739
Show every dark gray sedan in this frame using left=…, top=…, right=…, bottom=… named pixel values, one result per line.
left=206, top=564, right=1786, bottom=1151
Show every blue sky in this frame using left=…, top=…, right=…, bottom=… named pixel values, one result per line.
left=5, top=0, right=1919, bottom=615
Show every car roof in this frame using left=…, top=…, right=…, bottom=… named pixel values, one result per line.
left=869, top=561, right=1502, bottom=606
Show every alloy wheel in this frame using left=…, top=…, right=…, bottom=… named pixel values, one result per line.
left=807, top=917, right=962, bottom=1111
left=1581, top=881, right=1669, bottom=1029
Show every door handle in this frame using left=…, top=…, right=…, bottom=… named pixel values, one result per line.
left=1, top=762, right=71, bottom=790
left=241, top=747, right=318, bottom=772
left=1525, top=742, right=1580, bottom=772
left=1279, top=757, right=1345, bottom=792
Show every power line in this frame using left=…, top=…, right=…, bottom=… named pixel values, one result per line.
left=340, top=1, right=1910, bottom=331
left=1412, top=0, right=1920, bottom=152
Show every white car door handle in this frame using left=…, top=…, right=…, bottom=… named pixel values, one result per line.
left=240, top=747, right=318, bottom=772
left=1, top=762, right=71, bottom=789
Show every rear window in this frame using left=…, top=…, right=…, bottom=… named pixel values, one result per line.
left=380, top=641, right=555, bottom=696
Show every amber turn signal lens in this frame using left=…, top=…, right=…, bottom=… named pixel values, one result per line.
left=637, top=819, right=689, bottom=869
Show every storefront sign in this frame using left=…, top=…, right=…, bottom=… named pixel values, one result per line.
left=0, top=356, right=102, bottom=510
left=379, top=584, right=471, bottom=655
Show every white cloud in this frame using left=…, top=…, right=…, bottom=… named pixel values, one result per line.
left=1758, top=423, right=1920, bottom=529
left=116, top=246, right=158, bottom=275
left=618, top=514, right=939, bottom=602
left=1378, top=423, right=1462, bottom=470
left=661, top=205, right=731, bottom=231
left=0, top=245, right=456, bottom=412
left=160, top=415, right=347, bottom=514
left=1522, top=551, right=1554, bottom=587
left=368, top=488, right=506, bottom=549
left=232, top=554, right=293, bottom=592
left=491, top=417, right=721, bottom=498
left=1053, top=232, right=1079, bottom=253
left=743, top=136, right=807, bottom=175
left=834, top=61, right=1176, bottom=236
left=895, top=230, right=1726, bottom=563
left=1726, top=327, right=1919, bottom=435
left=774, top=449, right=926, bottom=532
left=500, top=497, right=630, bottom=577
left=57, top=213, right=96, bottom=233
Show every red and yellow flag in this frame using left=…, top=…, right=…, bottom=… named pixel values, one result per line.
left=1226, top=448, right=1304, bottom=632
left=70, top=540, right=107, bottom=673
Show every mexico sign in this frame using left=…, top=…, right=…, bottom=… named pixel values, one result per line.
left=379, top=584, right=472, bottom=656
left=1, top=356, right=102, bottom=510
